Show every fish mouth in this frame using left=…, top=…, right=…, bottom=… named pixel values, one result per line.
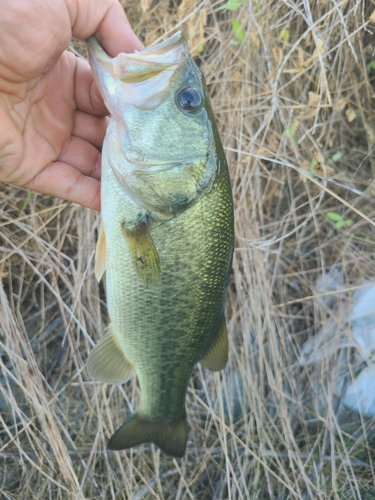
left=87, top=32, right=187, bottom=84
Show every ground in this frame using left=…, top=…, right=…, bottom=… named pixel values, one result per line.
left=1, top=0, right=375, bottom=498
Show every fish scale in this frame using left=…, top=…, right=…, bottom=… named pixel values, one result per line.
left=87, top=32, right=234, bottom=458
left=105, top=173, right=232, bottom=419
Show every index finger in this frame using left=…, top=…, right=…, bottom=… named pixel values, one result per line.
left=71, top=0, right=143, bottom=56
left=74, top=56, right=108, bottom=117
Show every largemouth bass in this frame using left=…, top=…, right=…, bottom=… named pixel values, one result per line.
left=87, top=32, right=234, bottom=458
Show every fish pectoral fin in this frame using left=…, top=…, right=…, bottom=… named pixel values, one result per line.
left=108, top=411, right=188, bottom=458
left=121, top=221, right=160, bottom=287
left=199, top=318, right=229, bottom=371
left=87, top=325, right=134, bottom=384
left=95, top=221, right=106, bottom=282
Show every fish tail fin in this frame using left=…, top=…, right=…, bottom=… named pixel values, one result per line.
left=108, top=412, right=188, bottom=458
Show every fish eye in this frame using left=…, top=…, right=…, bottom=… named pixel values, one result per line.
left=176, top=87, right=202, bottom=112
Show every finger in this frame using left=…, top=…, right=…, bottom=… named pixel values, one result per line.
left=72, top=0, right=143, bottom=56
left=72, top=111, right=108, bottom=150
left=58, top=136, right=101, bottom=180
left=73, top=56, right=108, bottom=117
left=0, top=104, right=24, bottom=184
left=27, top=161, right=101, bottom=211
left=95, top=2, right=144, bottom=56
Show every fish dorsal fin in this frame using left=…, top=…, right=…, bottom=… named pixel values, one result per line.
left=199, top=318, right=228, bottom=371
left=95, top=221, right=106, bottom=282
left=87, top=325, right=134, bottom=384
left=108, top=411, right=188, bottom=458
left=121, top=222, right=160, bottom=287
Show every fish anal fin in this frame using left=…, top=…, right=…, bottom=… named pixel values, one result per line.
left=87, top=325, right=134, bottom=384
left=95, top=221, right=106, bottom=282
left=108, top=412, right=188, bottom=458
left=121, top=221, right=160, bottom=287
left=200, top=318, right=228, bottom=371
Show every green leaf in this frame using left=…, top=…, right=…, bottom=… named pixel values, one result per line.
left=283, top=121, right=298, bottom=148
left=326, top=212, right=353, bottom=230
left=326, top=212, right=342, bottom=222
left=336, top=219, right=353, bottom=229
left=310, top=158, right=318, bottom=175
left=215, top=0, right=239, bottom=11
left=232, top=19, right=245, bottom=42
left=330, top=151, right=342, bottom=162
left=280, top=28, right=289, bottom=49
left=367, top=61, right=375, bottom=74
left=18, top=191, right=33, bottom=218
left=287, top=122, right=297, bottom=136
left=310, top=158, right=318, bottom=169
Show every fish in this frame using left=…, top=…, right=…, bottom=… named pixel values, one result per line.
left=86, top=32, right=234, bottom=458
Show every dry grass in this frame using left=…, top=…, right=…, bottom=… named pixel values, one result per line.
left=2, top=0, right=375, bottom=498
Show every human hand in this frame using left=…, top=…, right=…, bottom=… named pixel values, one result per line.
left=0, top=0, right=143, bottom=210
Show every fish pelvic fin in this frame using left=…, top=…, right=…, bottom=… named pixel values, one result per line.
left=95, top=221, right=106, bottom=282
left=108, top=412, right=188, bottom=458
left=121, top=220, right=160, bottom=287
left=87, top=325, right=134, bottom=384
left=199, top=317, right=229, bottom=371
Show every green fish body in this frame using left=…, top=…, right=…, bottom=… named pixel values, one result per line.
left=87, top=33, right=234, bottom=458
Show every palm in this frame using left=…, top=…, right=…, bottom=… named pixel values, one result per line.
left=4, top=52, right=76, bottom=185
left=0, top=45, right=107, bottom=210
